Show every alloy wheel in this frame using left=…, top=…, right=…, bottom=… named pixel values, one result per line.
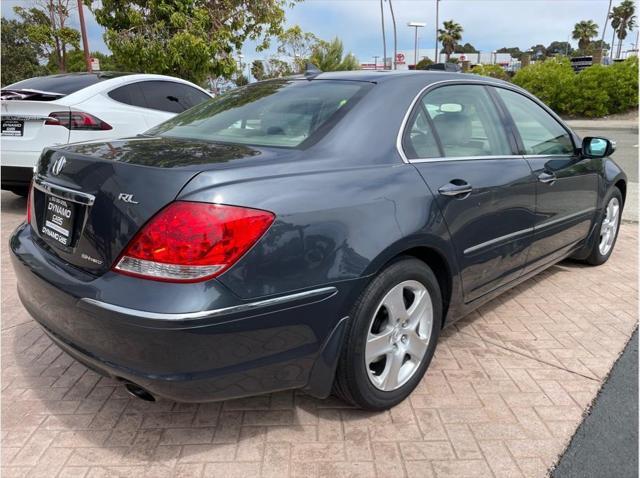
left=365, top=280, right=433, bottom=391
left=599, top=197, right=620, bottom=256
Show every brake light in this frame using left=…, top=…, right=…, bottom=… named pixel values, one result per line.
left=45, top=111, right=112, bottom=130
left=113, top=201, right=275, bottom=282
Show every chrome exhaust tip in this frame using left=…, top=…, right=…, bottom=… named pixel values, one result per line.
left=124, top=382, right=155, bottom=402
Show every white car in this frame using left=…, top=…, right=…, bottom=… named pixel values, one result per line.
left=1, top=72, right=212, bottom=196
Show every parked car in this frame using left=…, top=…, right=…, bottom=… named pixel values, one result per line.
left=1, top=72, right=212, bottom=196
left=10, top=71, right=626, bottom=410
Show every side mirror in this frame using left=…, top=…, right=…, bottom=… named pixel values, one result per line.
left=582, top=136, right=615, bottom=158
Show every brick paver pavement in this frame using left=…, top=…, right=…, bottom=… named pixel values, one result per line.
left=1, top=190, right=637, bottom=478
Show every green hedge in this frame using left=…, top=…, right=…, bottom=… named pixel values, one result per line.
left=509, top=56, right=638, bottom=118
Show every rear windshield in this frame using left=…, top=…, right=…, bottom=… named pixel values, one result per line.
left=4, top=73, right=114, bottom=96
left=146, top=80, right=370, bottom=148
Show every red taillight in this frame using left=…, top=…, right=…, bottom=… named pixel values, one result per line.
left=45, top=111, right=112, bottom=130
left=113, top=201, right=275, bottom=282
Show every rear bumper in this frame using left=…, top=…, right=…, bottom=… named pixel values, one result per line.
left=10, top=223, right=360, bottom=402
left=1, top=165, right=33, bottom=189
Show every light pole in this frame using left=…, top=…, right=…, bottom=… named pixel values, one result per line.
left=434, top=0, right=441, bottom=63
left=380, top=0, right=387, bottom=69
left=408, top=22, right=426, bottom=68
left=600, top=0, right=613, bottom=62
left=373, top=55, right=380, bottom=70
left=388, top=0, right=398, bottom=70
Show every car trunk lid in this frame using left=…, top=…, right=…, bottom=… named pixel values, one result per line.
left=30, top=136, right=270, bottom=276
left=1, top=100, right=71, bottom=151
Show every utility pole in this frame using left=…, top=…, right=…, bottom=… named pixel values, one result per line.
left=388, top=0, right=398, bottom=70
left=408, top=22, right=426, bottom=68
left=434, top=0, right=440, bottom=63
left=380, top=0, right=387, bottom=69
left=77, top=0, right=91, bottom=72
left=600, top=0, right=613, bottom=62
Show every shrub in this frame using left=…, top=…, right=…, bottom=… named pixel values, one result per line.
left=512, top=57, right=576, bottom=114
left=470, top=63, right=509, bottom=81
left=511, top=56, right=638, bottom=117
left=570, top=64, right=613, bottom=117
left=609, top=56, right=639, bottom=113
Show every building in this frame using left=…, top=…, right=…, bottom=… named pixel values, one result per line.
left=361, top=48, right=513, bottom=70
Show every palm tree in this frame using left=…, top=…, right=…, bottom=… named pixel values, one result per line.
left=610, top=0, right=637, bottom=58
left=438, top=20, right=463, bottom=61
left=572, top=20, right=599, bottom=51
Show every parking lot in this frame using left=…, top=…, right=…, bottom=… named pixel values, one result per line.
left=1, top=190, right=637, bottom=478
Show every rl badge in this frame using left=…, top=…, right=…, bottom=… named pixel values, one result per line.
left=41, top=195, right=75, bottom=247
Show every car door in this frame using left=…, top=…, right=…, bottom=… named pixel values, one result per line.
left=402, top=83, right=537, bottom=302
left=493, top=87, right=599, bottom=271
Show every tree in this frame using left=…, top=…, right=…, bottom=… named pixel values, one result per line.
left=497, top=47, right=523, bottom=60
left=415, top=57, right=434, bottom=70
left=235, top=74, right=249, bottom=87
left=610, top=0, right=637, bottom=58
left=14, top=1, right=81, bottom=73
left=1, top=18, right=49, bottom=86
left=309, top=38, right=359, bottom=71
left=438, top=20, right=463, bottom=61
left=85, top=0, right=296, bottom=84
left=251, top=58, right=294, bottom=80
left=277, top=25, right=318, bottom=73
left=454, top=42, right=477, bottom=53
left=529, top=44, right=548, bottom=60
left=572, top=20, right=599, bottom=51
left=547, top=41, right=573, bottom=57
left=63, top=50, right=118, bottom=72
left=251, top=60, right=266, bottom=81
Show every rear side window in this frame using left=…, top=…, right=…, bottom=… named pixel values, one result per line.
left=146, top=80, right=370, bottom=148
left=495, top=88, right=574, bottom=155
left=108, top=83, right=147, bottom=108
left=138, top=81, right=210, bottom=113
left=404, top=84, right=512, bottom=159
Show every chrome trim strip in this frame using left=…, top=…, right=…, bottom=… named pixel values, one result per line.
left=410, top=155, right=522, bottom=164
left=78, top=286, right=338, bottom=321
left=535, top=207, right=595, bottom=230
left=0, top=114, right=56, bottom=122
left=463, top=207, right=596, bottom=255
left=396, top=78, right=527, bottom=164
left=33, top=177, right=95, bottom=206
left=464, top=227, right=534, bottom=255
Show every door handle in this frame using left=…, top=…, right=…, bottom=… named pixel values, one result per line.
left=438, top=180, right=473, bottom=198
left=538, top=172, right=557, bottom=185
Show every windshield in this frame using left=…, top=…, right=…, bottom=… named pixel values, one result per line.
left=146, top=80, right=370, bottom=148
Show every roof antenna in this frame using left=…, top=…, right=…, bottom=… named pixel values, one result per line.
left=304, top=62, right=322, bottom=80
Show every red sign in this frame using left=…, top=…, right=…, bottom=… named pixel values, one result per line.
left=459, top=55, right=466, bottom=61
left=396, top=53, right=405, bottom=64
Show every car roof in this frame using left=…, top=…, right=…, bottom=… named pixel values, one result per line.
left=306, top=70, right=510, bottom=86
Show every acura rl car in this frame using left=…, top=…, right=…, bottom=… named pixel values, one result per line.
left=1, top=72, right=212, bottom=196
left=10, top=71, right=626, bottom=410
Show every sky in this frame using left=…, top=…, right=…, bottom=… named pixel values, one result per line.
left=3, top=0, right=637, bottom=68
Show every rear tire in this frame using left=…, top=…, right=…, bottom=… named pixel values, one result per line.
left=333, top=257, right=442, bottom=410
left=584, top=188, right=622, bottom=266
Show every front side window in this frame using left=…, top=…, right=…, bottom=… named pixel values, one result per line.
left=495, top=88, right=574, bottom=155
left=146, top=80, right=369, bottom=148
left=404, top=84, right=512, bottom=159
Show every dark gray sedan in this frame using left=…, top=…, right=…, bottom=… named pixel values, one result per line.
left=10, top=71, right=626, bottom=410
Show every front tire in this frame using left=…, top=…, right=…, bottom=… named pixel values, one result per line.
left=584, top=188, right=623, bottom=265
left=333, top=257, right=442, bottom=410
